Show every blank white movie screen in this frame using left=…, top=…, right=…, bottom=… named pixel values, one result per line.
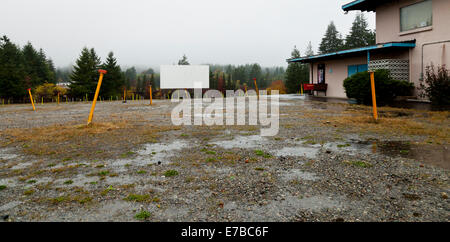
left=160, top=65, right=209, bottom=89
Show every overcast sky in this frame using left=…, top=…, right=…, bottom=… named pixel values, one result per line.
left=1, top=0, right=375, bottom=69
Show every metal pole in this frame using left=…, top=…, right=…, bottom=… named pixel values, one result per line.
left=87, top=70, right=107, bottom=125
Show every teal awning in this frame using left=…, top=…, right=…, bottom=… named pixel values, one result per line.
left=287, top=41, right=416, bottom=63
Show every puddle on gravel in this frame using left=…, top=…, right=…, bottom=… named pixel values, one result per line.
left=54, top=174, right=99, bottom=188
left=111, top=140, right=190, bottom=167
left=0, top=148, right=19, bottom=161
left=377, top=141, right=449, bottom=169
left=326, top=139, right=449, bottom=169
left=274, top=147, right=319, bottom=159
left=242, top=195, right=343, bottom=221
left=0, top=201, right=22, bottom=212
left=10, top=161, right=33, bottom=170
left=0, top=178, right=18, bottom=187
left=211, top=135, right=268, bottom=149
left=281, top=169, right=319, bottom=181
left=323, top=141, right=374, bottom=155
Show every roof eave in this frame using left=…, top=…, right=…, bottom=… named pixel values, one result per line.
left=287, top=42, right=416, bottom=63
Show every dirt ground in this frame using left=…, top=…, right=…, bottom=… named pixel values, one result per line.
left=0, top=95, right=449, bottom=222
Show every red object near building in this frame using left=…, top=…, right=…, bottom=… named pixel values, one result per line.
left=303, top=84, right=315, bottom=91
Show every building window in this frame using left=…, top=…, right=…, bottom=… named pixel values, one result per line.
left=348, top=64, right=368, bottom=77
left=400, top=0, right=432, bottom=32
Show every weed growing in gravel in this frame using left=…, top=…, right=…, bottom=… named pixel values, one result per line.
left=24, top=189, right=34, bottom=195
left=337, top=144, right=351, bottom=148
left=205, top=157, right=216, bottom=162
left=137, top=170, right=147, bottom=174
left=164, top=170, right=179, bottom=177
left=121, top=151, right=135, bottom=158
left=343, top=160, right=373, bottom=168
left=64, top=180, right=73, bottom=185
left=27, top=180, right=37, bottom=184
left=135, top=210, right=151, bottom=220
left=124, top=194, right=151, bottom=202
left=254, top=150, right=273, bottom=158
left=254, top=150, right=264, bottom=156
left=101, top=185, right=115, bottom=196
left=97, top=170, right=110, bottom=176
left=0, top=185, right=7, bottom=190
left=255, top=167, right=265, bottom=171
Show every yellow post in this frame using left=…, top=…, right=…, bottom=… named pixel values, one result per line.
left=87, top=70, right=107, bottom=125
left=57, top=92, right=60, bottom=105
left=41, top=97, right=43, bottom=105
left=369, top=71, right=378, bottom=121
left=244, top=84, right=248, bottom=95
left=301, top=84, right=304, bottom=95
left=28, top=88, right=36, bottom=111
left=253, top=78, right=259, bottom=100
left=124, top=88, right=126, bottom=102
left=149, top=85, right=153, bottom=105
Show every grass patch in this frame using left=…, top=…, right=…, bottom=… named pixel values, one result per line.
left=64, top=180, right=73, bottom=185
left=97, top=170, right=110, bottom=176
left=121, top=151, right=135, bottom=158
left=254, top=150, right=273, bottom=158
left=343, top=160, right=373, bottom=168
left=254, top=150, right=264, bottom=156
left=101, top=185, right=115, bottom=196
left=137, top=170, right=147, bottom=174
left=24, top=189, right=34, bottom=195
left=255, top=167, right=265, bottom=171
left=27, top=180, right=37, bottom=184
left=135, top=210, right=151, bottom=220
left=164, top=170, right=179, bottom=177
left=205, top=157, right=216, bottom=162
left=124, top=194, right=151, bottom=202
left=0, top=185, right=6, bottom=190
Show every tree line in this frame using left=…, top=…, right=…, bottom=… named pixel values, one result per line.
left=284, top=13, right=375, bottom=93
left=0, top=36, right=56, bottom=101
left=0, top=13, right=374, bottom=101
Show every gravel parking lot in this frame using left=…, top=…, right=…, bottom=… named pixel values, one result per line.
left=0, top=95, right=448, bottom=221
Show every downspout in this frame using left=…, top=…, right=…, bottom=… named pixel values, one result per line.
left=367, top=50, right=371, bottom=70
left=421, top=40, right=450, bottom=80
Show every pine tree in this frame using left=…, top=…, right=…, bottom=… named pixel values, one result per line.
left=285, top=46, right=309, bottom=94
left=69, top=47, right=101, bottom=99
left=101, top=52, right=123, bottom=97
left=305, top=41, right=314, bottom=56
left=178, top=54, right=190, bottom=65
left=345, top=13, right=376, bottom=49
left=319, top=21, right=344, bottom=54
left=0, top=35, right=26, bottom=100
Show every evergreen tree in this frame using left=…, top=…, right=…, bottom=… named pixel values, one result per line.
left=305, top=41, right=314, bottom=56
left=0, top=35, right=26, bottom=100
left=345, top=13, right=376, bottom=49
left=101, top=52, right=123, bottom=97
left=22, top=43, right=55, bottom=86
left=178, top=54, right=190, bottom=65
left=285, top=46, right=309, bottom=93
left=124, top=67, right=137, bottom=89
left=319, top=21, right=344, bottom=54
left=249, top=63, right=262, bottom=88
left=69, top=47, right=101, bottom=98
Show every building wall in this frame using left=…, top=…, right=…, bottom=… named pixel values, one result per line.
left=376, top=0, right=450, bottom=92
left=310, top=56, right=367, bottom=98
